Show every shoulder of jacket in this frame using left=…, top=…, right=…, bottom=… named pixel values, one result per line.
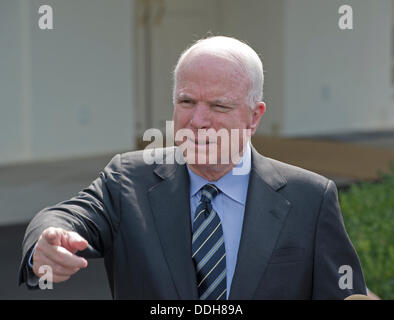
left=263, top=155, right=331, bottom=192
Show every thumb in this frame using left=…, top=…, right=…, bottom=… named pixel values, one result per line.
left=66, top=231, right=88, bottom=253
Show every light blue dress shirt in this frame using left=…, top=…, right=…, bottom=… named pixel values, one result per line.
left=186, top=142, right=251, bottom=299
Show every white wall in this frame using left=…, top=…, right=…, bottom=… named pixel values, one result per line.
left=135, top=0, right=394, bottom=138
left=216, top=0, right=286, bottom=136
left=0, top=1, right=26, bottom=164
left=0, top=0, right=135, bottom=166
left=283, top=0, right=394, bottom=135
left=135, top=0, right=221, bottom=136
left=2, top=0, right=392, bottom=165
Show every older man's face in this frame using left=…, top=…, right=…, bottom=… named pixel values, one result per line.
left=173, top=52, right=263, bottom=166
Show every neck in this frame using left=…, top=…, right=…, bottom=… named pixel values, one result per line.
left=187, top=163, right=236, bottom=182
left=186, top=142, right=250, bottom=181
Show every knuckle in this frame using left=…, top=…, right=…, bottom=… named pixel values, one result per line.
left=43, top=226, right=55, bottom=235
left=43, top=227, right=61, bottom=239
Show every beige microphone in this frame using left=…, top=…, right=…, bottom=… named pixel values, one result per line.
left=344, top=294, right=376, bottom=300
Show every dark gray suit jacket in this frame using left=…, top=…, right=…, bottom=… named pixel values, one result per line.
left=19, top=146, right=367, bottom=299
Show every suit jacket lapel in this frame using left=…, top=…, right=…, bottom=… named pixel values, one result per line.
left=148, top=150, right=199, bottom=300
left=229, top=147, right=292, bottom=299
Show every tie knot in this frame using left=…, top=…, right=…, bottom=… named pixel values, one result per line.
left=200, top=184, right=219, bottom=202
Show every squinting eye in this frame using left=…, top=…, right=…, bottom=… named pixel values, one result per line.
left=179, top=99, right=193, bottom=106
left=213, top=105, right=231, bottom=112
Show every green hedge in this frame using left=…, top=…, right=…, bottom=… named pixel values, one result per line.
left=339, top=165, right=394, bottom=300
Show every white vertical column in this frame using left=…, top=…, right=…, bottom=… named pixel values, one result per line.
left=19, top=0, right=32, bottom=160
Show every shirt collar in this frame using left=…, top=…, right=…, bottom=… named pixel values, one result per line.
left=186, top=142, right=251, bottom=205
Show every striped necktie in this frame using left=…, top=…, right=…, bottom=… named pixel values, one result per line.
left=192, top=184, right=227, bottom=300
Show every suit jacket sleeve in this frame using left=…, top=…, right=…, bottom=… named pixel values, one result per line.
left=312, top=180, right=367, bottom=299
left=18, top=154, right=122, bottom=287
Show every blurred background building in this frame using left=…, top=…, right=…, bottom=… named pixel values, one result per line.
left=0, top=0, right=393, bottom=299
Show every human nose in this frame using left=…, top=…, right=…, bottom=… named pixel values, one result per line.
left=190, top=103, right=211, bottom=129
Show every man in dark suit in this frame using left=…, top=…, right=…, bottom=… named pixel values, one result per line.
left=19, top=36, right=367, bottom=299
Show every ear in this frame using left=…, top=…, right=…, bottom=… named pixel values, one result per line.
left=249, top=102, right=266, bottom=136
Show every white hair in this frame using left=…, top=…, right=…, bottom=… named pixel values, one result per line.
left=173, top=36, right=264, bottom=109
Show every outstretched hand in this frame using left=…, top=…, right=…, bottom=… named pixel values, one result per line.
left=32, top=227, right=88, bottom=283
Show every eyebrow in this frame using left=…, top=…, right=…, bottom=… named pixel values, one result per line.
left=176, top=93, right=236, bottom=106
left=176, top=93, right=193, bottom=101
